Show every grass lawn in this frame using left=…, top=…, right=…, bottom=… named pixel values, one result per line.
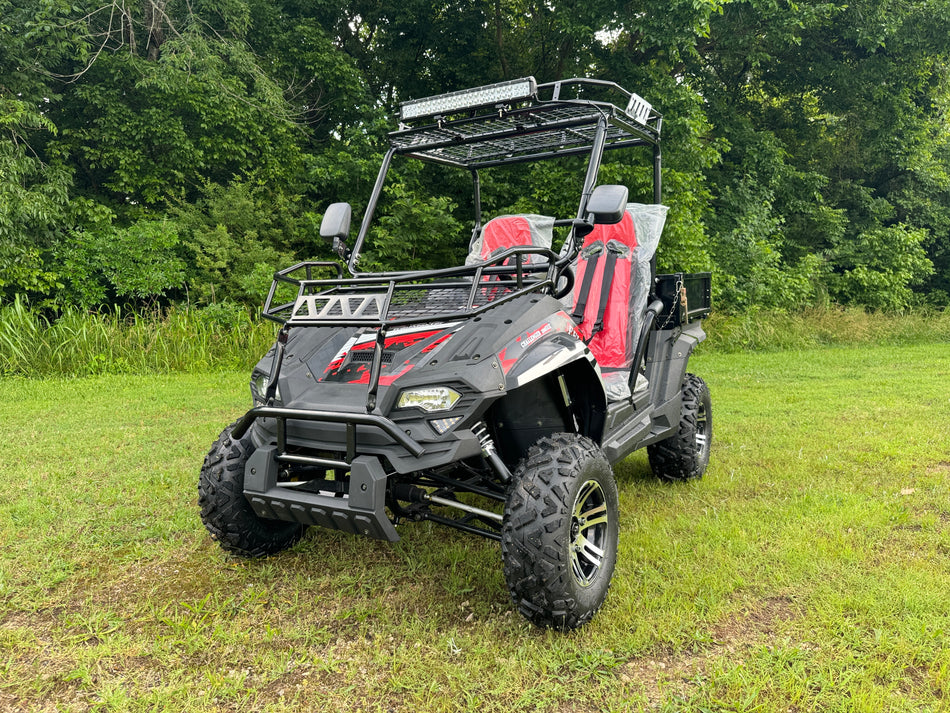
left=1, top=343, right=949, bottom=711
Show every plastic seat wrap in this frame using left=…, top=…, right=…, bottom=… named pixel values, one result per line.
left=466, top=214, right=554, bottom=265
left=569, top=203, right=668, bottom=400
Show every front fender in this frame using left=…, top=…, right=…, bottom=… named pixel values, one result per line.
left=496, top=310, right=600, bottom=390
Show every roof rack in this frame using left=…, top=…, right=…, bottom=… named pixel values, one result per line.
left=389, top=77, right=662, bottom=170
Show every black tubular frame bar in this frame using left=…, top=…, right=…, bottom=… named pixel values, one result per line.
left=261, top=247, right=558, bottom=412
left=231, top=405, right=426, bottom=460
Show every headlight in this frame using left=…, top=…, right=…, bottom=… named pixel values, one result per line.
left=253, top=374, right=281, bottom=405
left=396, top=386, right=461, bottom=412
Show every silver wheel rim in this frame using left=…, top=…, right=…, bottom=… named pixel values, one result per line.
left=570, top=479, right=609, bottom=587
left=695, top=398, right=709, bottom=458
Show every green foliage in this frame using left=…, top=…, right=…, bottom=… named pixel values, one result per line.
left=705, top=305, right=950, bottom=353
left=51, top=41, right=303, bottom=206
left=2, top=0, right=949, bottom=311
left=0, top=145, right=67, bottom=297
left=358, top=181, right=466, bottom=272
left=0, top=297, right=274, bottom=376
left=828, top=225, right=934, bottom=309
left=172, top=180, right=323, bottom=305
left=54, top=213, right=187, bottom=308
left=0, top=99, right=70, bottom=300
left=690, top=0, right=950, bottom=311
left=0, top=96, right=186, bottom=308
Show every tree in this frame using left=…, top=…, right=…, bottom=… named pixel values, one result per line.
left=3, top=0, right=949, bottom=311
left=689, top=0, right=948, bottom=309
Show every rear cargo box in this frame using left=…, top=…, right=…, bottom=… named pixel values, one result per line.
left=654, top=272, right=712, bottom=328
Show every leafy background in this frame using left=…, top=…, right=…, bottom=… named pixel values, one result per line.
left=2, top=0, right=949, bottom=313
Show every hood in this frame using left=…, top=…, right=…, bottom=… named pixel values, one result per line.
left=317, top=322, right=464, bottom=386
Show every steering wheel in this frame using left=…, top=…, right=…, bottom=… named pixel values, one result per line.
left=553, top=265, right=575, bottom=300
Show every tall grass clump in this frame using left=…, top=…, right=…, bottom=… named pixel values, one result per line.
left=704, top=304, right=950, bottom=352
left=3, top=297, right=948, bottom=376
left=0, top=296, right=276, bottom=377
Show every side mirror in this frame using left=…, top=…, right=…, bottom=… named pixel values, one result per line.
left=586, top=185, right=629, bottom=224
left=320, top=202, right=352, bottom=240
left=320, top=202, right=352, bottom=258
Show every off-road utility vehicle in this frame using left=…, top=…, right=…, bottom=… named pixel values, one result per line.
left=199, top=77, right=712, bottom=630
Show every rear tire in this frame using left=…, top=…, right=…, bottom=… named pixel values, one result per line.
left=198, top=422, right=305, bottom=557
left=648, top=373, right=712, bottom=481
left=501, top=433, right=619, bottom=630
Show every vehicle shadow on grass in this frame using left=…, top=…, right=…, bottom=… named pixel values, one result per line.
left=273, top=520, right=510, bottom=625
left=195, top=454, right=706, bottom=634
left=614, top=451, right=700, bottom=492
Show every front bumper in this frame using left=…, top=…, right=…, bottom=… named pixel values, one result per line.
left=234, top=405, right=481, bottom=542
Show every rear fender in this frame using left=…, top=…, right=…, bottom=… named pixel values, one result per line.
left=645, top=321, right=706, bottom=406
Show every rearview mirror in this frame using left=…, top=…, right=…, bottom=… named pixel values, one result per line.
left=586, top=185, right=629, bottom=224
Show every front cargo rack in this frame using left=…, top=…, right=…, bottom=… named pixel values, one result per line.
left=263, top=247, right=557, bottom=327
left=261, top=247, right=558, bottom=413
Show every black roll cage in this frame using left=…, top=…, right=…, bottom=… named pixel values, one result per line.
left=344, top=77, right=663, bottom=277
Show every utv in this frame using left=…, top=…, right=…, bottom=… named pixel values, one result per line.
left=199, top=77, right=712, bottom=630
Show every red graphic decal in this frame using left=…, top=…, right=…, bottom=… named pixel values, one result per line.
left=325, top=353, right=347, bottom=373
left=421, top=333, right=453, bottom=353
left=345, top=329, right=443, bottom=352
left=498, top=347, right=518, bottom=374
left=385, top=329, right=442, bottom=349
left=380, top=363, right=414, bottom=385
left=347, top=361, right=414, bottom=385
left=323, top=328, right=451, bottom=381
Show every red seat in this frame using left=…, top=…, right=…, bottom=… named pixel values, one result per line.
left=467, top=215, right=553, bottom=264
left=570, top=211, right=639, bottom=369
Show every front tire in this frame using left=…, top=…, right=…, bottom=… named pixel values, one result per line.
left=648, top=373, right=712, bottom=481
left=198, top=422, right=306, bottom=557
left=501, top=433, right=619, bottom=630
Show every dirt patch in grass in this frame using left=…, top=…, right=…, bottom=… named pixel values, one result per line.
left=1, top=609, right=56, bottom=631
left=621, top=595, right=799, bottom=708
left=711, top=595, right=797, bottom=643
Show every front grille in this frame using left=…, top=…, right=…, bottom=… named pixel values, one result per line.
left=350, top=350, right=396, bottom=364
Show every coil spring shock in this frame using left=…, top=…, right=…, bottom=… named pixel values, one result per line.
left=472, top=421, right=512, bottom=484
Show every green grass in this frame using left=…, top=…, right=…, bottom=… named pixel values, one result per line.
left=1, top=344, right=949, bottom=711
left=0, top=298, right=275, bottom=377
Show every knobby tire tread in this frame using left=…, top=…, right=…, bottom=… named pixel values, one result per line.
left=501, top=433, right=618, bottom=630
left=647, top=373, right=711, bottom=481
left=198, top=422, right=304, bottom=558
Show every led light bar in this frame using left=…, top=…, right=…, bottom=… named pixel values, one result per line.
left=625, top=93, right=653, bottom=125
left=400, top=77, right=538, bottom=121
